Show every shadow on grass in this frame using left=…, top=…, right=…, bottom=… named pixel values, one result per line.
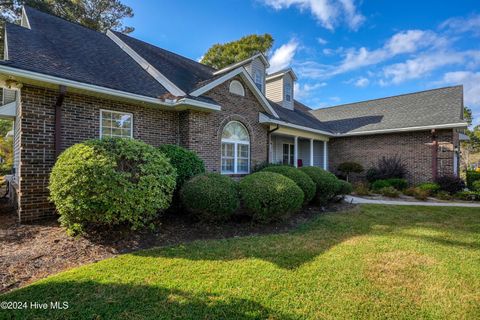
left=0, top=281, right=294, bottom=320
left=133, top=205, right=480, bottom=269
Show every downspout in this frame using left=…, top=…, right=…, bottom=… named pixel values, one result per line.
left=54, top=85, right=67, bottom=159
left=431, top=129, right=438, bottom=181
left=267, top=125, right=279, bottom=163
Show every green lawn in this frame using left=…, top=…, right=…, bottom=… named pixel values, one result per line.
left=2, top=205, right=480, bottom=319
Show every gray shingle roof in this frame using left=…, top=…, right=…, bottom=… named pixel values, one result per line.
left=310, top=86, right=465, bottom=134
left=2, top=6, right=169, bottom=98
left=113, top=31, right=216, bottom=94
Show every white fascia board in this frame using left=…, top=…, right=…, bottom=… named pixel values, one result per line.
left=106, top=30, right=186, bottom=97
left=337, top=122, right=469, bottom=136
left=259, top=113, right=333, bottom=137
left=0, top=64, right=222, bottom=111
left=266, top=68, right=297, bottom=81
left=213, top=53, right=270, bottom=75
left=21, top=7, right=31, bottom=29
left=191, top=67, right=279, bottom=118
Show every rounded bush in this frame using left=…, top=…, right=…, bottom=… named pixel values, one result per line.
left=378, top=186, right=400, bottom=198
left=472, top=180, right=480, bottom=192
left=158, top=144, right=205, bottom=190
left=337, top=180, right=353, bottom=196
left=435, top=175, right=465, bottom=194
left=239, top=172, right=303, bottom=223
left=261, top=165, right=315, bottom=203
left=299, top=167, right=341, bottom=204
left=181, top=173, right=239, bottom=221
left=417, top=182, right=441, bottom=195
left=384, top=178, right=408, bottom=191
left=371, top=179, right=391, bottom=191
left=49, top=138, right=177, bottom=234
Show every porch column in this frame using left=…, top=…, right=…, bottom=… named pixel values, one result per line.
left=310, top=138, right=314, bottom=166
left=294, top=136, right=298, bottom=167
left=323, top=140, right=328, bottom=170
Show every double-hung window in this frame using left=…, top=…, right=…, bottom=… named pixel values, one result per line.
left=100, top=110, right=133, bottom=138
left=221, top=121, right=250, bottom=174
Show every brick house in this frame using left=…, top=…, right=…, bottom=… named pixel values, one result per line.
left=0, top=7, right=468, bottom=222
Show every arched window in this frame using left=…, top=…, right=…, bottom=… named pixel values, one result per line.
left=229, top=80, right=245, bottom=96
left=221, top=121, right=250, bottom=174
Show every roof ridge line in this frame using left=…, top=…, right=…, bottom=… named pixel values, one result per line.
left=311, top=85, right=463, bottom=112
left=106, top=30, right=186, bottom=97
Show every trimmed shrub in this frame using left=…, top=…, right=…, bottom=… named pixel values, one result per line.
left=239, top=172, right=303, bottom=223
left=466, top=170, right=480, bottom=189
left=436, top=191, right=452, bottom=200
left=337, top=180, right=353, bottom=196
left=181, top=173, right=239, bottom=221
left=158, top=144, right=205, bottom=191
left=472, top=180, right=480, bottom=192
left=435, top=175, right=465, bottom=194
left=299, top=167, right=341, bottom=204
left=371, top=180, right=391, bottom=191
left=413, top=188, right=429, bottom=201
left=378, top=186, right=400, bottom=198
left=353, top=182, right=370, bottom=196
left=251, top=161, right=286, bottom=173
left=366, top=155, right=407, bottom=182
left=417, top=182, right=441, bottom=195
left=403, top=187, right=416, bottom=197
left=337, top=162, right=364, bottom=182
left=261, top=166, right=315, bottom=203
left=49, top=138, right=177, bottom=235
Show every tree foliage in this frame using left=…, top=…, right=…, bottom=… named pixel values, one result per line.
left=461, top=106, right=480, bottom=170
left=0, top=0, right=134, bottom=33
left=201, top=34, right=274, bottom=69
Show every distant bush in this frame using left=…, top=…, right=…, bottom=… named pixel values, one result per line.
left=337, top=162, right=364, bottom=182
left=353, top=182, right=370, bottom=196
left=371, top=180, right=391, bottom=191
left=261, top=166, right=315, bottom=203
left=384, top=178, right=408, bottom=191
left=436, top=191, right=452, bottom=201
left=337, top=180, right=353, bottom=197
left=403, top=187, right=416, bottom=197
left=417, top=182, right=441, bottom=195
left=299, top=167, right=341, bottom=204
left=454, top=191, right=480, bottom=201
left=158, top=144, right=205, bottom=191
left=413, top=188, right=429, bottom=201
left=181, top=173, right=239, bottom=222
left=435, top=175, right=465, bottom=194
left=239, top=172, right=303, bottom=223
left=466, top=170, right=480, bottom=189
left=378, top=186, right=400, bottom=198
left=366, top=155, right=407, bottom=182
left=472, top=180, right=480, bottom=192
left=49, top=138, right=177, bottom=235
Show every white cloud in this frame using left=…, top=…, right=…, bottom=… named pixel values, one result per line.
left=262, top=0, right=365, bottom=31
left=354, top=77, right=369, bottom=87
left=440, top=71, right=480, bottom=107
left=382, top=51, right=480, bottom=84
left=268, top=39, right=299, bottom=73
left=440, top=14, right=480, bottom=37
left=317, top=37, right=328, bottom=45
left=294, top=82, right=327, bottom=99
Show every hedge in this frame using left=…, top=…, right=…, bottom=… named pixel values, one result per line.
left=299, top=167, right=341, bottom=204
left=49, top=138, right=176, bottom=235
left=239, top=172, right=304, bottom=223
left=181, top=173, right=239, bottom=221
left=261, top=165, right=315, bottom=203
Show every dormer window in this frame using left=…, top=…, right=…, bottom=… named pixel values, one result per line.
left=285, top=82, right=292, bottom=102
left=254, top=69, right=263, bottom=92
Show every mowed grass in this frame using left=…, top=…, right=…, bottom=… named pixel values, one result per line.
left=2, top=205, right=480, bottom=319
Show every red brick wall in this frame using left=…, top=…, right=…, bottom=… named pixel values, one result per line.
left=328, top=129, right=456, bottom=185
left=179, top=77, right=269, bottom=172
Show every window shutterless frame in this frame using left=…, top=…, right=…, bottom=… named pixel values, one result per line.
left=99, top=109, right=134, bottom=139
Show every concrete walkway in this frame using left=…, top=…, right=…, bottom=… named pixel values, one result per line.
left=345, top=195, right=480, bottom=208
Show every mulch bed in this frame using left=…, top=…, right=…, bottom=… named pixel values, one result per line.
left=0, top=200, right=354, bottom=294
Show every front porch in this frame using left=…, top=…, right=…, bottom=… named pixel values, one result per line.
left=269, top=131, right=328, bottom=170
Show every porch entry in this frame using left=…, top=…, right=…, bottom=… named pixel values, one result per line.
left=270, top=134, right=328, bottom=169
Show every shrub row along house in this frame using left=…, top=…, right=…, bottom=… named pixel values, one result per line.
left=0, top=7, right=468, bottom=222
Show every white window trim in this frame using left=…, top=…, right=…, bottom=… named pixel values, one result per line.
left=285, top=82, right=292, bottom=102
left=254, top=69, right=263, bottom=92
left=100, top=109, right=134, bottom=139
left=221, top=122, right=250, bottom=174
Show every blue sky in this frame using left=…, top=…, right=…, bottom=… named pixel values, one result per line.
left=122, top=0, right=480, bottom=125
